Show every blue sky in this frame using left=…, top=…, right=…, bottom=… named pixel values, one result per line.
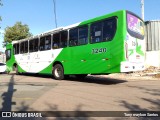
left=0, top=0, right=160, bottom=51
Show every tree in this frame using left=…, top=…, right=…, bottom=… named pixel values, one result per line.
left=0, top=0, right=2, bottom=6
left=4, top=22, right=32, bottom=43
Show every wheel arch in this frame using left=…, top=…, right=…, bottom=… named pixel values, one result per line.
left=13, top=63, right=17, bottom=71
left=53, top=61, right=64, bottom=70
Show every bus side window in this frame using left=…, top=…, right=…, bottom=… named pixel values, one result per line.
left=45, top=35, right=51, bottom=50
left=29, top=40, right=34, bottom=52
left=78, top=26, right=88, bottom=45
left=40, top=37, right=45, bottom=51
left=17, top=43, right=19, bottom=54
left=60, top=31, right=68, bottom=48
left=24, top=41, right=28, bottom=53
left=34, top=38, right=39, bottom=52
left=90, top=17, right=117, bottom=43
left=40, top=35, right=51, bottom=51
left=69, top=28, right=78, bottom=46
left=90, top=22, right=102, bottom=43
left=20, top=42, right=24, bottom=54
left=103, top=18, right=117, bottom=41
left=52, top=33, right=60, bottom=49
left=29, top=38, right=39, bottom=52
left=13, top=44, right=19, bottom=55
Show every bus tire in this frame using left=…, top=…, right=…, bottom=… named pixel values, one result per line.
left=53, top=64, right=64, bottom=80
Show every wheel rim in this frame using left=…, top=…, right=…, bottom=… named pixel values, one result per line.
left=54, top=67, right=61, bottom=78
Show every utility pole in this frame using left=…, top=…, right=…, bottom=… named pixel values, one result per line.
left=141, top=0, right=144, bottom=20
left=53, top=0, right=58, bottom=28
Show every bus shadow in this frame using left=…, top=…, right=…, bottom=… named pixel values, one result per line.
left=18, top=73, right=52, bottom=78
left=65, top=75, right=127, bottom=85
left=14, top=73, right=127, bottom=85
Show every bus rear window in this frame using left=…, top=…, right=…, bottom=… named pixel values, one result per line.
left=127, top=13, right=144, bottom=39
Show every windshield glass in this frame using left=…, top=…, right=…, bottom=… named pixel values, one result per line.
left=5, top=49, right=11, bottom=61
left=127, top=13, right=144, bottom=39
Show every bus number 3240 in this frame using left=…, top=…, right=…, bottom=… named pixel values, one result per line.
left=92, top=48, right=107, bottom=54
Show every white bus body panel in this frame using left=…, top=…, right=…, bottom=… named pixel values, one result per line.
left=15, top=49, right=63, bottom=73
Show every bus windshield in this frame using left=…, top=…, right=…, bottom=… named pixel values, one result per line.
left=127, top=13, right=144, bottom=39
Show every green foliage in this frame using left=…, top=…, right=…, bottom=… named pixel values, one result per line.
left=4, top=22, right=32, bottom=43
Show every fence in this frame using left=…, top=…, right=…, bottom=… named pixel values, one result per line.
left=145, top=20, right=160, bottom=51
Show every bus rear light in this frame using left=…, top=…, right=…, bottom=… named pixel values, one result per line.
left=136, top=55, right=140, bottom=59
left=81, top=60, right=86, bottom=62
left=125, top=42, right=129, bottom=60
left=125, top=66, right=129, bottom=68
left=102, top=58, right=109, bottom=61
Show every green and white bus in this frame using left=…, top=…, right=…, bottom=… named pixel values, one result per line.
left=5, top=10, right=145, bottom=80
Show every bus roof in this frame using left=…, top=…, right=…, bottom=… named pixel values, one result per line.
left=11, top=10, right=128, bottom=43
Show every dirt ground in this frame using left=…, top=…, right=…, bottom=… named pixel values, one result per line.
left=107, top=66, right=160, bottom=80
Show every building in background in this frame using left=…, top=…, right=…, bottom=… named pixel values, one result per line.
left=145, top=20, right=160, bottom=68
left=0, top=51, right=6, bottom=63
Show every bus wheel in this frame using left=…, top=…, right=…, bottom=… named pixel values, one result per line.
left=76, top=74, right=88, bottom=79
left=53, top=64, right=64, bottom=80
